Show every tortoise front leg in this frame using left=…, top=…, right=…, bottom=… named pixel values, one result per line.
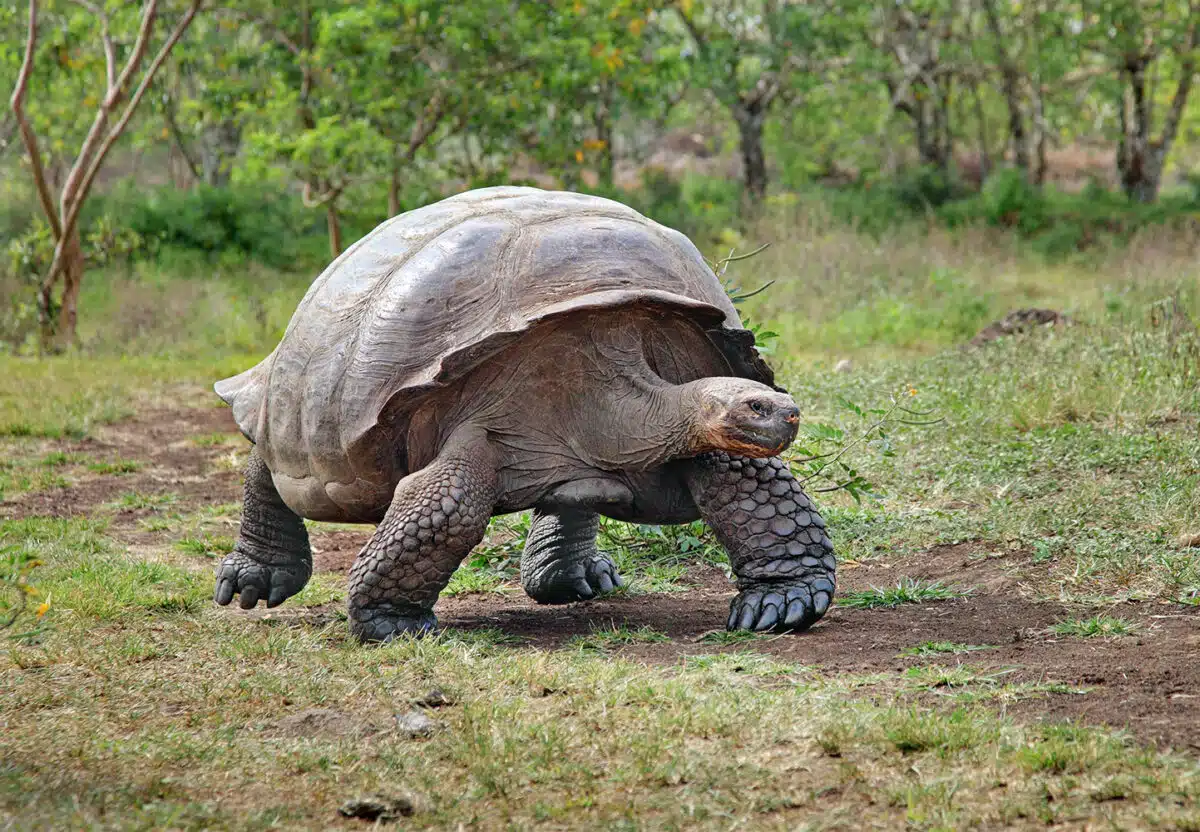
left=347, top=429, right=497, bottom=643
left=684, top=453, right=836, bottom=632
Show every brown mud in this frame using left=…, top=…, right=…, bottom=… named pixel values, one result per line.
left=4, top=406, right=1198, bottom=752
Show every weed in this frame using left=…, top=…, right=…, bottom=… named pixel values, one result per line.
left=174, top=535, right=235, bottom=558
left=839, top=579, right=970, bottom=609
left=111, top=492, right=178, bottom=511
left=900, top=641, right=996, bottom=657
left=87, top=459, right=143, bottom=475
left=1047, top=615, right=1140, bottom=639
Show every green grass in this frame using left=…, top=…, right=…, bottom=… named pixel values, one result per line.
left=1047, top=614, right=1140, bottom=639
left=86, top=458, right=143, bottom=475
left=1, top=217, right=1200, bottom=828
left=566, top=623, right=671, bottom=652
left=174, top=534, right=235, bottom=559
left=900, top=641, right=996, bottom=657
left=110, top=491, right=179, bottom=511
left=839, top=578, right=970, bottom=609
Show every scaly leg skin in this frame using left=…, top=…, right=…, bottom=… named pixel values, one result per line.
left=347, top=430, right=497, bottom=643
left=214, top=446, right=313, bottom=610
left=521, top=508, right=623, bottom=604
left=685, top=453, right=836, bottom=632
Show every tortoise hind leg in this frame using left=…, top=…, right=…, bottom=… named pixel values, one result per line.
left=521, top=508, right=623, bottom=604
left=348, top=428, right=497, bottom=643
left=215, top=447, right=312, bottom=610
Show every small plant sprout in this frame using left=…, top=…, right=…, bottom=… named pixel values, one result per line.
left=787, top=391, right=943, bottom=503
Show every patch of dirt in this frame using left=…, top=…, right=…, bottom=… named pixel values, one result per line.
left=312, top=531, right=372, bottom=572
left=267, top=708, right=384, bottom=739
left=0, top=407, right=243, bottom=524
left=11, top=407, right=1200, bottom=752
left=432, top=562, right=1200, bottom=751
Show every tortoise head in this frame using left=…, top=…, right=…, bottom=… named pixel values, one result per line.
left=687, top=378, right=800, bottom=458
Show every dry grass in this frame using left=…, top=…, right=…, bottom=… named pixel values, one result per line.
left=1, top=218, right=1200, bottom=828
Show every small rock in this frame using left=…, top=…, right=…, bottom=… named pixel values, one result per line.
left=414, top=687, right=453, bottom=708
left=394, top=709, right=438, bottom=738
left=1176, top=532, right=1200, bottom=548
left=339, top=794, right=417, bottom=822
left=833, top=358, right=853, bottom=374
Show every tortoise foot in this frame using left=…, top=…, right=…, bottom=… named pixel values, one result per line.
left=214, top=549, right=310, bottom=610
left=350, top=604, right=437, bottom=644
left=727, top=577, right=834, bottom=633
left=526, top=554, right=623, bottom=604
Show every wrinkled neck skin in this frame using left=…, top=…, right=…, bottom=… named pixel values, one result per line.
left=588, top=370, right=706, bottom=471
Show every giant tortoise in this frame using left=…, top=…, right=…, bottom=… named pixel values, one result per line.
left=214, top=186, right=836, bottom=642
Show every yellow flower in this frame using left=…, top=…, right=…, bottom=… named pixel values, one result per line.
left=35, top=601, right=49, bottom=619
left=909, top=387, right=918, bottom=397
left=575, top=150, right=584, bottom=163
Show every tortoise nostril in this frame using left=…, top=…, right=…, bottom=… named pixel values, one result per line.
left=783, top=407, right=800, bottom=424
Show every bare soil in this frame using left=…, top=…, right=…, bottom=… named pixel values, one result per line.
left=5, top=407, right=1199, bottom=752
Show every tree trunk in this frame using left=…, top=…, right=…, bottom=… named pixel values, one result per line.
left=1118, top=60, right=1159, bottom=203
left=971, top=81, right=992, bottom=183
left=199, top=120, right=240, bottom=186
left=594, top=82, right=615, bottom=189
left=1032, top=94, right=1048, bottom=186
left=326, top=200, right=343, bottom=259
left=733, top=104, right=768, bottom=202
left=388, top=159, right=401, bottom=216
left=57, top=229, right=84, bottom=350
left=37, top=225, right=84, bottom=352
left=1116, top=44, right=1194, bottom=205
left=980, top=0, right=1029, bottom=175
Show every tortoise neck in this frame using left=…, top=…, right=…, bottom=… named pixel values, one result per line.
left=622, top=373, right=707, bottom=466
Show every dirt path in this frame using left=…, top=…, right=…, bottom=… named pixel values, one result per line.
left=4, top=406, right=1199, bottom=752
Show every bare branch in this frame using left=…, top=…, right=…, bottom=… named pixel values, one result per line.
left=162, top=89, right=201, bottom=182
left=59, top=0, right=161, bottom=212
left=301, top=180, right=345, bottom=208
left=8, top=0, right=61, bottom=239
left=70, top=0, right=118, bottom=91
left=403, top=88, right=448, bottom=161
left=42, top=0, right=204, bottom=299
left=1155, top=20, right=1198, bottom=152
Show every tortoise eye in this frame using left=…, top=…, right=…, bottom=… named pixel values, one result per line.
left=749, top=400, right=768, bottom=416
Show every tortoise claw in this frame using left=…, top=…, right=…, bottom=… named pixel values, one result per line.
left=728, top=580, right=831, bottom=633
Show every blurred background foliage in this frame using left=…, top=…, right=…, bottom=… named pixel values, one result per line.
left=0, top=0, right=1198, bottom=350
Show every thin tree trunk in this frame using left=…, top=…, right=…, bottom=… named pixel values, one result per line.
left=57, top=229, right=84, bottom=350
left=734, top=104, right=768, bottom=202
left=594, top=82, right=614, bottom=189
left=971, top=81, right=991, bottom=182
left=37, top=225, right=83, bottom=352
left=163, top=92, right=201, bottom=184
left=326, top=200, right=343, bottom=259
left=1119, top=60, right=1155, bottom=202
left=980, top=0, right=1029, bottom=174
left=1032, top=83, right=1048, bottom=185
left=388, top=159, right=401, bottom=216
left=199, top=120, right=240, bottom=186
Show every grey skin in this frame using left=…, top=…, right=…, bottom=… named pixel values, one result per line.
left=213, top=187, right=835, bottom=642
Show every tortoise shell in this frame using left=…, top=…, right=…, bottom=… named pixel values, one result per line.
left=216, top=186, right=775, bottom=517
